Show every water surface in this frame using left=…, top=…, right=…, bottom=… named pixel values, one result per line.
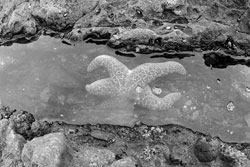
left=0, top=36, right=250, bottom=142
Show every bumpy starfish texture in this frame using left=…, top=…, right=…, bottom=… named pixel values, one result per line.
left=86, top=55, right=186, bottom=110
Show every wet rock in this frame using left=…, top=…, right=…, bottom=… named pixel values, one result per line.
left=136, top=144, right=172, bottom=167
left=71, top=147, right=116, bottom=167
left=169, top=145, right=193, bottom=165
left=0, top=119, right=25, bottom=167
left=0, top=0, right=250, bottom=56
left=0, top=106, right=16, bottom=119
left=110, top=157, right=137, bottom=167
left=108, top=28, right=158, bottom=47
left=0, top=107, right=51, bottom=140
left=30, top=120, right=52, bottom=138
left=21, top=132, right=73, bottom=167
left=0, top=108, right=250, bottom=166
left=0, top=119, right=10, bottom=163
left=0, top=1, right=38, bottom=44
left=194, top=136, right=220, bottom=162
left=219, top=143, right=250, bottom=167
left=31, top=0, right=99, bottom=32
left=10, top=110, right=35, bottom=139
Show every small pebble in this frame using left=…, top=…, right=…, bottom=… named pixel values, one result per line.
left=68, top=129, right=75, bottom=134
left=95, top=8, right=101, bottom=14
left=135, top=47, right=140, bottom=52
left=217, top=79, right=221, bottom=84
left=152, top=86, right=162, bottom=95
left=185, top=100, right=192, bottom=106
left=227, top=41, right=232, bottom=48
left=226, top=101, right=235, bottom=112
left=191, top=106, right=196, bottom=110
left=227, top=129, right=234, bottom=135
left=166, top=26, right=171, bottom=30
left=246, top=87, right=250, bottom=92
left=136, top=86, right=143, bottom=93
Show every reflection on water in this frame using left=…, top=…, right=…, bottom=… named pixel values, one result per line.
left=0, top=36, right=250, bottom=142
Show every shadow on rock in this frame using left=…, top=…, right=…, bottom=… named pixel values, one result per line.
left=151, top=53, right=195, bottom=59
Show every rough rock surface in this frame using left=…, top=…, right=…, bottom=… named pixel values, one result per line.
left=0, top=0, right=250, bottom=58
left=21, top=132, right=72, bottom=167
left=1, top=107, right=250, bottom=167
left=0, top=118, right=25, bottom=167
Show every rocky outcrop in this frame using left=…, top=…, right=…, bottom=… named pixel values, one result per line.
left=0, top=107, right=250, bottom=167
left=0, top=119, right=25, bottom=167
left=21, top=132, right=72, bottom=167
left=0, top=0, right=250, bottom=57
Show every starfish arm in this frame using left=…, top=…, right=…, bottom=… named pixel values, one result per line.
left=87, top=55, right=130, bottom=79
left=138, top=86, right=182, bottom=110
left=128, top=61, right=186, bottom=88
left=85, top=78, right=118, bottom=97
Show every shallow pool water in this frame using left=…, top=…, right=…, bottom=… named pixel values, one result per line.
left=0, top=36, right=250, bottom=142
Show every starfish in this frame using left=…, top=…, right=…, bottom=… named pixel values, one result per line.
left=86, top=55, right=186, bottom=110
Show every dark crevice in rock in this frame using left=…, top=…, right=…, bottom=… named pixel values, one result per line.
left=150, top=53, right=195, bottom=59
left=61, top=40, right=72, bottom=45
left=83, top=32, right=111, bottom=41
left=85, top=38, right=109, bottom=45
left=170, top=17, right=189, bottom=24
left=115, top=51, right=136, bottom=57
left=203, top=52, right=250, bottom=69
